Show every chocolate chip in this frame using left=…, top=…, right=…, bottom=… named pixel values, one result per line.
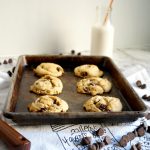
left=145, top=113, right=150, bottom=120
left=7, top=70, right=12, bottom=77
left=147, top=126, right=150, bottom=133
left=59, top=53, right=63, bottom=55
left=135, top=142, right=142, bottom=150
left=142, top=94, right=148, bottom=99
left=127, top=132, right=135, bottom=141
left=98, top=142, right=105, bottom=148
left=3, top=60, right=8, bottom=64
left=8, top=58, right=13, bottom=63
left=71, top=50, right=75, bottom=55
left=83, top=87, right=89, bottom=93
left=147, top=96, right=150, bottom=101
left=136, top=80, right=142, bottom=87
left=0, top=62, right=1, bottom=65
left=77, top=52, right=81, bottom=56
left=99, top=104, right=108, bottom=111
left=56, top=67, right=61, bottom=72
left=103, top=136, right=111, bottom=145
left=96, top=128, right=104, bottom=136
left=130, top=145, right=138, bottom=150
left=140, top=84, right=146, bottom=89
left=81, top=137, right=92, bottom=145
left=119, top=135, right=128, bottom=147
left=88, top=144, right=97, bottom=150
left=81, top=71, right=88, bottom=77
left=133, top=130, right=138, bottom=137
left=93, top=143, right=100, bottom=150
left=12, top=67, right=16, bottom=73
left=136, top=126, right=145, bottom=137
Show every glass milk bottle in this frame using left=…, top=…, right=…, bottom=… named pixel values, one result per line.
left=91, top=7, right=114, bottom=58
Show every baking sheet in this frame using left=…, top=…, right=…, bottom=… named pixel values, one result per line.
left=3, top=55, right=147, bottom=124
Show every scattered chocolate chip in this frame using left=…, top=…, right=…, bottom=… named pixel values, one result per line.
left=8, top=58, right=13, bottom=63
left=135, top=142, right=142, bottom=150
left=88, top=144, right=97, bottom=150
left=81, top=137, right=91, bottom=145
left=140, top=84, right=146, bottom=89
left=96, top=128, right=104, bottom=136
left=130, top=145, right=138, bottom=150
left=103, top=136, right=111, bottom=145
left=145, top=113, right=150, bottom=120
left=7, top=70, right=12, bottom=77
left=98, top=142, right=105, bottom=148
left=147, top=96, right=150, bottom=101
left=136, top=126, right=145, bottom=137
left=59, top=53, right=63, bottom=55
left=127, top=132, right=135, bottom=141
left=136, top=80, right=142, bottom=87
left=133, top=130, right=138, bottom=137
left=3, top=60, right=8, bottom=64
left=147, top=126, right=150, bottom=133
left=71, top=50, right=75, bottom=55
left=142, top=94, right=148, bottom=99
left=77, top=52, right=81, bottom=56
left=12, top=67, right=16, bottom=73
left=119, top=135, right=128, bottom=147
left=93, top=143, right=100, bottom=150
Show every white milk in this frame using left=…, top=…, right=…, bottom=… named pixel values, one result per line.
left=90, top=18, right=114, bottom=58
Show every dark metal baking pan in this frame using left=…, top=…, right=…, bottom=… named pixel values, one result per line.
left=3, top=55, right=147, bottom=124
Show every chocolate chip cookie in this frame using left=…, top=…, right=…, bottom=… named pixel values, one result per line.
left=30, top=75, right=63, bottom=95
left=83, top=96, right=122, bottom=112
left=34, top=63, right=64, bottom=77
left=76, top=77, right=112, bottom=95
left=28, top=95, right=69, bottom=112
left=74, top=64, right=103, bottom=78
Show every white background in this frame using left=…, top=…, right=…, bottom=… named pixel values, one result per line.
left=0, top=0, right=150, bottom=55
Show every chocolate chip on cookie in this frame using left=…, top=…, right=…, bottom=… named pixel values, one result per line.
left=81, top=71, right=88, bottom=77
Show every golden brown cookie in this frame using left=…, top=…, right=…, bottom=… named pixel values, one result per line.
left=74, top=64, right=103, bottom=78
left=30, top=75, right=63, bottom=95
left=76, top=77, right=112, bottom=95
left=34, top=63, right=64, bottom=77
left=28, top=95, right=69, bottom=112
left=83, top=96, right=122, bottom=112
